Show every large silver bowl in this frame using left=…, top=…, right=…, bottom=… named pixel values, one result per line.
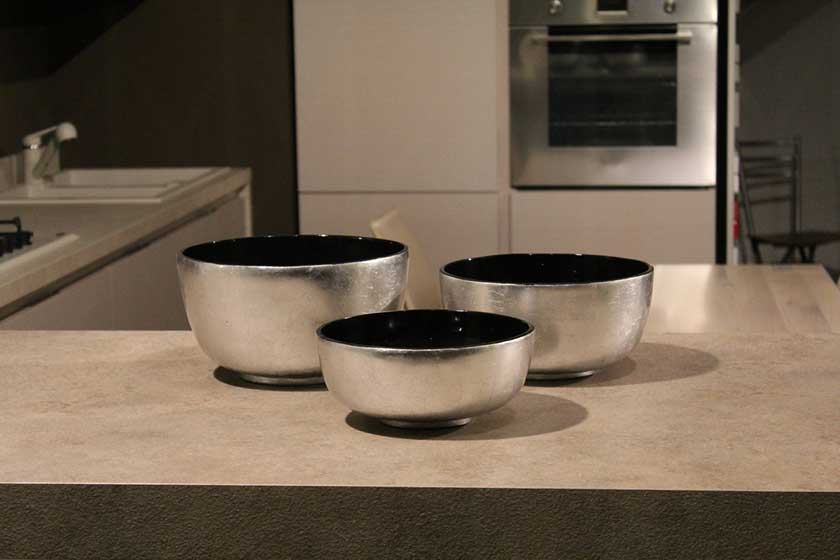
left=317, top=310, right=534, bottom=428
left=441, top=254, right=653, bottom=380
left=177, top=235, right=408, bottom=385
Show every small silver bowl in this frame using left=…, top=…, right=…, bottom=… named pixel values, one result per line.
left=441, top=254, right=653, bottom=380
left=317, top=309, right=534, bottom=428
left=177, top=235, right=408, bottom=385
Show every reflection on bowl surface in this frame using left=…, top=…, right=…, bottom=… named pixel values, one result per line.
left=317, top=310, right=534, bottom=429
left=178, top=235, right=408, bottom=385
left=441, top=254, right=653, bottom=379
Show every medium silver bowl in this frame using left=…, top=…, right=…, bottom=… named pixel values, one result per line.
left=177, top=235, right=408, bottom=385
left=317, top=310, right=534, bottom=428
left=441, top=254, right=653, bottom=380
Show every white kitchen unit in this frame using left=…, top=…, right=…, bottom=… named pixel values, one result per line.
left=0, top=195, right=246, bottom=330
left=300, top=192, right=500, bottom=269
left=0, top=264, right=114, bottom=330
left=0, top=169, right=251, bottom=329
left=511, top=189, right=716, bottom=264
left=294, top=0, right=499, bottom=193
left=295, top=1, right=730, bottom=264
left=109, top=195, right=246, bottom=329
left=295, top=0, right=509, bottom=259
left=0, top=167, right=232, bottom=205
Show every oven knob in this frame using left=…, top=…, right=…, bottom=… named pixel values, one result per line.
left=548, top=0, right=564, bottom=15
left=664, top=0, right=677, bottom=13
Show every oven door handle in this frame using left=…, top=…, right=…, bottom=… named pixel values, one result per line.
left=531, top=30, right=693, bottom=44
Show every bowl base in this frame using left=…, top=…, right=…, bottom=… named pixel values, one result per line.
left=380, top=417, right=471, bottom=429
left=528, top=369, right=596, bottom=381
left=238, top=372, right=324, bottom=386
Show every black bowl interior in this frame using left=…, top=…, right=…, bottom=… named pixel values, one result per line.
left=319, top=310, right=532, bottom=349
left=443, top=254, right=651, bottom=284
left=182, top=235, right=405, bottom=266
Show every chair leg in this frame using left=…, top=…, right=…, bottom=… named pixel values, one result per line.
left=797, top=246, right=808, bottom=262
left=781, top=247, right=795, bottom=263
left=751, top=240, right=763, bottom=263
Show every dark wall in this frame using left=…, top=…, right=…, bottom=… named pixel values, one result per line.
left=0, top=0, right=297, bottom=235
left=738, top=0, right=840, bottom=269
left=0, top=1, right=142, bottom=157
left=0, top=79, right=53, bottom=159
left=0, top=20, right=53, bottom=157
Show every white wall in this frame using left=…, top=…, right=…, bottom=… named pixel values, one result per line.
left=739, top=0, right=840, bottom=269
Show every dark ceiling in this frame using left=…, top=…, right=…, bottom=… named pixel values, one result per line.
left=0, top=0, right=143, bottom=82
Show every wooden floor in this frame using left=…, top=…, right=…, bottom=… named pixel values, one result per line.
left=648, top=264, right=840, bottom=334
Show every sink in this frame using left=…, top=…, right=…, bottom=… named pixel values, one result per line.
left=0, top=167, right=229, bottom=205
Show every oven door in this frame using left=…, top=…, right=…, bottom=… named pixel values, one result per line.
left=510, top=24, right=717, bottom=187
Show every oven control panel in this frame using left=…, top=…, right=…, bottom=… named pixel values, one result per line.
left=511, top=1, right=715, bottom=25
left=597, top=0, right=628, bottom=13
left=595, top=1, right=677, bottom=15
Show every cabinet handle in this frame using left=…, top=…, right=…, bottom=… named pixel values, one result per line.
left=531, top=30, right=692, bottom=44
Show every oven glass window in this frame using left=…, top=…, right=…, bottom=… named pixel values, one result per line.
left=548, top=26, right=678, bottom=147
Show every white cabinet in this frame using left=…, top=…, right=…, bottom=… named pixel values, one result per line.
left=110, top=196, right=247, bottom=329
left=294, top=2, right=715, bottom=266
left=294, top=0, right=499, bottom=193
left=294, top=0, right=507, bottom=262
left=299, top=192, right=499, bottom=269
left=0, top=265, right=112, bottom=330
left=511, top=189, right=716, bottom=264
left=0, top=195, right=247, bottom=330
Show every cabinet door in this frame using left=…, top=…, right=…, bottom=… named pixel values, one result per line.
left=511, top=189, right=716, bottom=264
left=0, top=196, right=248, bottom=330
left=300, top=192, right=499, bottom=269
left=294, top=0, right=498, bottom=192
left=111, top=196, right=247, bottom=330
left=0, top=265, right=113, bottom=330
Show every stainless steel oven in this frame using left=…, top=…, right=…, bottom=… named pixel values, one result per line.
left=510, top=0, right=718, bottom=187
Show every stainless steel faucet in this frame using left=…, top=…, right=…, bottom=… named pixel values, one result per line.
left=21, top=122, right=78, bottom=186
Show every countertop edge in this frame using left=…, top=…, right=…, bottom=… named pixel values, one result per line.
left=0, top=167, right=250, bottom=318
left=1, top=484, right=837, bottom=559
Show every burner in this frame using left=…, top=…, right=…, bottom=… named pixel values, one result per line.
left=0, top=217, right=33, bottom=257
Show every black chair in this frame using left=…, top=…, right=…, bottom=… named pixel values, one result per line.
left=737, top=137, right=840, bottom=263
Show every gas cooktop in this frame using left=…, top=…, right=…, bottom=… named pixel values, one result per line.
left=0, top=217, right=33, bottom=257
left=0, top=216, right=79, bottom=276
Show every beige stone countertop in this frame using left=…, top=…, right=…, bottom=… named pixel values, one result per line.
left=2, top=329, right=838, bottom=492
left=648, top=264, right=840, bottom=334
left=0, top=167, right=250, bottom=317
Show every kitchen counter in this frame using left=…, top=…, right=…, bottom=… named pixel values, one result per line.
left=2, top=330, right=838, bottom=558
left=648, top=264, right=840, bottom=334
left=0, top=167, right=250, bottom=318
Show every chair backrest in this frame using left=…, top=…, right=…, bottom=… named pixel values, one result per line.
left=370, top=209, right=442, bottom=309
left=736, top=137, right=802, bottom=239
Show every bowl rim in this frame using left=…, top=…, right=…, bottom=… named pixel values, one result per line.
left=317, top=309, right=535, bottom=353
left=440, top=253, right=653, bottom=287
left=178, top=234, right=407, bottom=270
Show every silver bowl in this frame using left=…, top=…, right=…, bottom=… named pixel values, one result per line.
left=317, top=309, right=534, bottom=428
left=177, top=235, right=408, bottom=385
left=441, top=254, right=653, bottom=380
